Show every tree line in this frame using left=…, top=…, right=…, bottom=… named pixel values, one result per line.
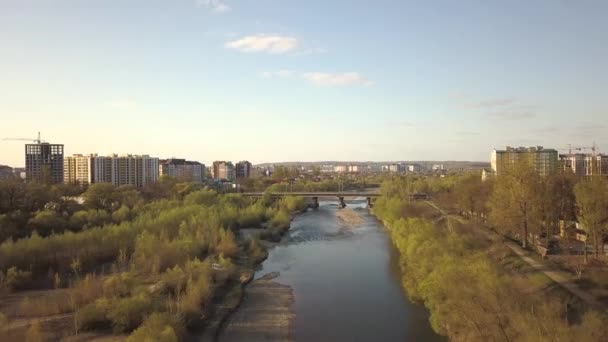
left=373, top=181, right=608, bottom=341
left=0, top=177, right=306, bottom=341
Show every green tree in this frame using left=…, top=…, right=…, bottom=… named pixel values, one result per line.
left=83, top=183, right=116, bottom=210
left=574, top=176, right=608, bottom=261
left=27, top=210, right=67, bottom=236
left=488, top=159, right=542, bottom=248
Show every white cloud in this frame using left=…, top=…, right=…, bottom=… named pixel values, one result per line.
left=225, top=34, right=298, bottom=54
left=301, top=72, right=372, bottom=86
left=196, top=0, right=231, bottom=13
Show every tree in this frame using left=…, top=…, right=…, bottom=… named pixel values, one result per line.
left=488, top=159, right=542, bottom=248
left=27, top=210, right=67, bottom=236
left=574, top=177, right=608, bottom=261
left=83, top=183, right=116, bottom=210
left=540, top=174, right=576, bottom=249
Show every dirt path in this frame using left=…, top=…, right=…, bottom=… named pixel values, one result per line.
left=503, top=242, right=608, bottom=312
left=425, top=201, right=608, bottom=313
left=217, top=272, right=294, bottom=342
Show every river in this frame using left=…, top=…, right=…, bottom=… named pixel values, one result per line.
left=220, top=199, right=443, bottom=341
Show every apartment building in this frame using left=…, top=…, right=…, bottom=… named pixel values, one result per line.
left=64, top=154, right=159, bottom=187
left=159, top=159, right=205, bottom=182
left=64, top=154, right=94, bottom=184
left=0, top=165, right=13, bottom=181
left=212, top=161, right=235, bottom=181
left=560, top=153, right=608, bottom=176
left=491, top=146, right=558, bottom=176
left=235, top=161, right=252, bottom=178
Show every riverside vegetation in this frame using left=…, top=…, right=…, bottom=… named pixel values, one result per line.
left=374, top=167, right=608, bottom=341
left=0, top=177, right=306, bottom=341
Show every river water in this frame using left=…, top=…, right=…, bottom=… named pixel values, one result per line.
left=249, top=200, right=442, bottom=341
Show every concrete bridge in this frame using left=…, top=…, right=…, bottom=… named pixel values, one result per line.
left=241, top=192, right=381, bottom=209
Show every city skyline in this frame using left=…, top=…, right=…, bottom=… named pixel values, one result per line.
left=1, top=0, right=607, bottom=166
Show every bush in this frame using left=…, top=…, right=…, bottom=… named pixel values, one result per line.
left=126, top=312, right=184, bottom=342
left=179, top=275, right=213, bottom=317
left=103, top=273, right=133, bottom=298
left=76, top=299, right=111, bottom=331
left=247, top=238, right=268, bottom=264
left=269, top=210, right=290, bottom=230
left=2, top=267, right=32, bottom=291
left=107, top=292, right=156, bottom=333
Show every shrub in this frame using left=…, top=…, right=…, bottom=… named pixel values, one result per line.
left=103, top=273, right=133, bottom=298
left=126, top=312, right=184, bottom=342
left=107, top=292, right=155, bottom=333
left=76, top=299, right=111, bottom=331
left=179, top=276, right=213, bottom=317
left=247, top=238, right=268, bottom=264
left=269, top=210, right=290, bottom=230
left=2, top=267, right=32, bottom=291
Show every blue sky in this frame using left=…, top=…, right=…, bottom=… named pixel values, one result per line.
left=1, top=0, right=607, bottom=166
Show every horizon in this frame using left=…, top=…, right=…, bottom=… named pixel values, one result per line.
left=1, top=0, right=607, bottom=166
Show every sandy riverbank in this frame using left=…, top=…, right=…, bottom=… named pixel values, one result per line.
left=218, top=272, right=294, bottom=342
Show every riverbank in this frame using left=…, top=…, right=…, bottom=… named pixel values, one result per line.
left=372, top=195, right=608, bottom=340
left=210, top=208, right=307, bottom=341
left=218, top=272, right=294, bottom=342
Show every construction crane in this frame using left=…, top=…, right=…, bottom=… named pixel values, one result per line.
left=560, top=143, right=599, bottom=157
left=3, top=132, right=45, bottom=144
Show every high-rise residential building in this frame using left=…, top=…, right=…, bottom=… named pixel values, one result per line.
left=334, top=165, right=348, bottom=173
left=235, top=161, right=252, bottom=179
left=212, top=161, right=235, bottom=181
left=63, top=154, right=159, bottom=187
left=92, top=156, right=116, bottom=184
left=113, top=155, right=159, bottom=187
left=491, top=146, right=558, bottom=176
left=159, top=159, right=205, bottom=182
left=64, top=154, right=94, bottom=185
left=0, top=165, right=13, bottom=181
left=561, top=153, right=608, bottom=176
left=25, top=142, right=64, bottom=184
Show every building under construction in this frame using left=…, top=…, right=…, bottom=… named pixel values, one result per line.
left=25, top=142, right=64, bottom=184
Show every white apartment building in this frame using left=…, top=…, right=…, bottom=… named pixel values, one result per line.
left=64, top=154, right=159, bottom=187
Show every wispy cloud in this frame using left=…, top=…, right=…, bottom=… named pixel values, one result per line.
left=259, top=70, right=295, bottom=79
left=453, top=94, right=538, bottom=121
left=259, top=70, right=372, bottom=86
left=301, top=72, right=372, bottom=86
left=464, top=98, right=515, bottom=109
left=196, top=0, right=231, bottom=13
left=225, top=34, right=298, bottom=54
left=485, top=109, right=535, bottom=120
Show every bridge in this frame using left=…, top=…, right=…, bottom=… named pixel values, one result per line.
left=241, top=192, right=381, bottom=209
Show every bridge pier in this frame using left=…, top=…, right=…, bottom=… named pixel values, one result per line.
left=338, top=196, right=346, bottom=209
left=367, top=197, right=373, bottom=208
left=311, top=197, right=319, bottom=209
